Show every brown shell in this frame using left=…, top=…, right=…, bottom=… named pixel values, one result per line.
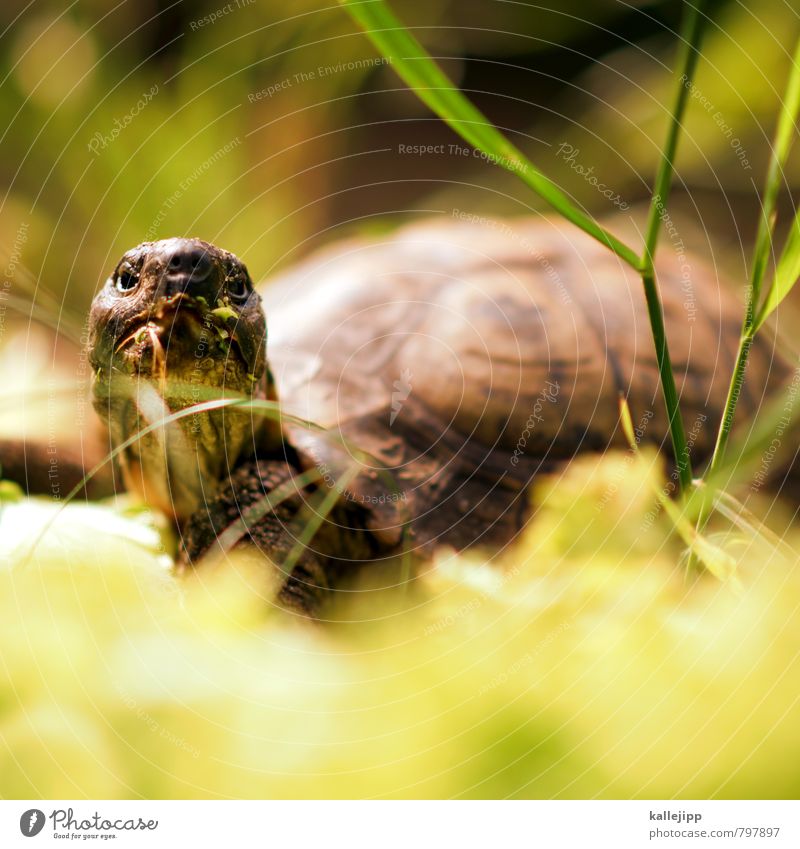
left=260, top=217, right=788, bottom=550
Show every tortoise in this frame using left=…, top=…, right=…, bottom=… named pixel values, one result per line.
left=83, top=216, right=788, bottom=611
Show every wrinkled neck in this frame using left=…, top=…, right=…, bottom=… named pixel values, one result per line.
left=94, top=367, right=282, bottom=527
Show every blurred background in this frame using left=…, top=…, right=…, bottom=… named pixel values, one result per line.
left=1, top=0, right=799, bottom=800
left=4, top=0, right=798, bottom=451
left=1, top=0, right=797, bottom=322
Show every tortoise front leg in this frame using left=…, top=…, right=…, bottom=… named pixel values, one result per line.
left=178, top=457, right=373, bottom=614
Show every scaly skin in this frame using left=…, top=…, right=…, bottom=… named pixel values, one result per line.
left=178, top=457, right=379, bottom=614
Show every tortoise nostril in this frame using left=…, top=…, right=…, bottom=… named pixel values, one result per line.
left=165, top=245, right=214, bottom=285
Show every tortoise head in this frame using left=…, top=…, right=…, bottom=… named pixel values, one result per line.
left=88, top=238, right=279, bottom=524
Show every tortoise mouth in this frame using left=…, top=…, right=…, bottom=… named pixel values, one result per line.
left=113, top=293, right=249, bottom=381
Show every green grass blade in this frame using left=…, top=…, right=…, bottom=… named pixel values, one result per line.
left=637, top=0, right=709, bottom=493
left=752, top=34, right=800, bottom=312
left=699, top=369, right=800, bottom=496
left=212, top=467, right=324, bottom=554
left=642, top=0, right=707, bottom=264
left=702, top=32, right=800, bottom=484
left=338, top=0, right=640, bottom=269
left=755, top=207, right=800, bottom=330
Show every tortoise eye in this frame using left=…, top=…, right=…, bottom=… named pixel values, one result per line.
left=114, top=262, right=139, bottom=293
left=227, top=273, right=249, bottom=301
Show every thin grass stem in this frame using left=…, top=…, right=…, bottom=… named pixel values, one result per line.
left=639, top=0, right=708, bottom=492
left=703, top=34, right=800, bottom=485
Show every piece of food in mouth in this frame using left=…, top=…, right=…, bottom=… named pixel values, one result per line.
left=112, top=295, right=248, bottom=389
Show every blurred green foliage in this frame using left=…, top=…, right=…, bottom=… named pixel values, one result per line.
left=1, top=451, right=798, bottom=798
